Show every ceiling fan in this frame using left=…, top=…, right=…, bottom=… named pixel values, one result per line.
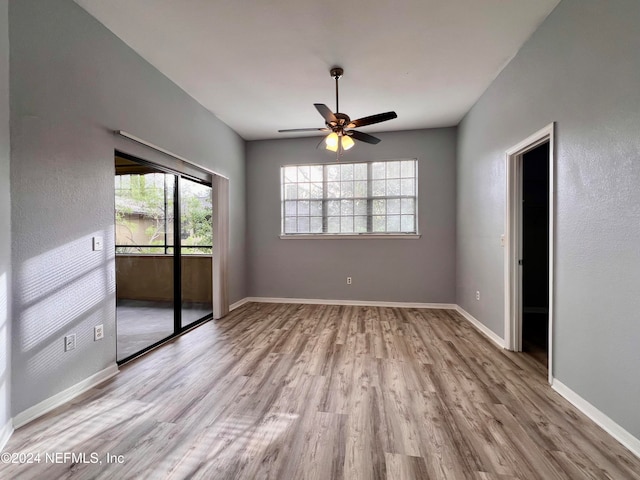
left=278, top=67, right=397, bottom=153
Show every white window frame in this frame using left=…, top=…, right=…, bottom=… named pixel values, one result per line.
left=280, top=159, right=420, bottom=240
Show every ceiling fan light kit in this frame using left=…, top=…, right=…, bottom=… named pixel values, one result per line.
left=341, top=134, right=355, bottom=151
left=325, top=132, right=339, bottom=152
left=278, top=67, right=397, bottom=155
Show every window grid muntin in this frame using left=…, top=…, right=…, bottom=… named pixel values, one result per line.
left=282, top=160, right=417, bottom=235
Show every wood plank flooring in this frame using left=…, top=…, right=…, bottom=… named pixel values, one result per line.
left=2, top=303, right=639, bottom=479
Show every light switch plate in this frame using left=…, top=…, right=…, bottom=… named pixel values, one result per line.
left=65, top=334, right=76, bottom=352
left=93, top=236, right=103, bottom=251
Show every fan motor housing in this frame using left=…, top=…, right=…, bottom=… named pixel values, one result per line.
left=331, top=112, right=351, bottom=127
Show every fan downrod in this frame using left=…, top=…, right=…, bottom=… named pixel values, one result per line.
left=330, top=67, right=344, bottom=113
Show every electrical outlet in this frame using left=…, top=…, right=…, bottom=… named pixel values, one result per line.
left=65, top=334, right=76, bottom=352
left=346, top=276, right=352, bottom=285
left=94, top=324, right=104, bottom=341
left=475, top=291, right=480, bottom=301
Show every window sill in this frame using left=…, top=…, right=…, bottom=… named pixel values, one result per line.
left=279, top=233, right=421, bottom=240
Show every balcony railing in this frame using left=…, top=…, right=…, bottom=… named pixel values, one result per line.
left=115, top=244, right=212, bottom=255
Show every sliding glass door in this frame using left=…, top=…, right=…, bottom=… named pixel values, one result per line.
left=115, top=154, right=213, bottom=362
left=179, top=177, right=213, bottom=328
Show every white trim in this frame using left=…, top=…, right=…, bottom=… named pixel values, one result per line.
left=455, top=306, right=506, bottom=349
left=229, top=297, right=251, bottom=311
left=552, top=379, right=640, bottom=460
left=0, top=419, right=13, bottom=452
left=505, top=122, right=555, bottom=385
left=505, top=124, right=554, bottom=157
left=212, top=176, right=230, bottom=319
left=115, top=130, right=229, bottom=180
left=279, top=234, right=421, bottom=240
left=245, top=297, right=456, bottom=309
left=12, top=364, right=119, bottom=429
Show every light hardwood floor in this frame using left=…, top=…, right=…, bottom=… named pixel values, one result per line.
left=2, top=303, right=640, bottom=479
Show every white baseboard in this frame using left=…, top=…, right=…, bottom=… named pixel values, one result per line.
left=244, top=296, right=457, bottom=310
left=552, top=379, right=640, bottom=460
left=454, top=305, right=506, bottom=349
left=13, top=364, right=119, bottom=429
left=229, top=297, right=251, bottom=311
left=0, top=419, right=13, bottom=452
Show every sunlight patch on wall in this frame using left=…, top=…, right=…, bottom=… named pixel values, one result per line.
left=18, top=234, right=113, bottom=305
left=17, top=232, right=114, bottom=353
left=0, top=324, right=6, bottom=379
left=0, top=272, right=6, bottom=374
left=20, top=268, right=106, bottom=352
left=0, top=382, right=7, bottom=421
left=0, top=272, right=6, bottom=327
left=25, top=308, right=107, bottom=378
left=0, top=272, right=7, bottom=392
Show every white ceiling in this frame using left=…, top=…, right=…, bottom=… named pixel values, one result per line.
left=74, top=0, right=560, bottom=141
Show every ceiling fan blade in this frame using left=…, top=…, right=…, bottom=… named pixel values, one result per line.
left=278, top=127, right=330, bottom=133
left=348, top=130, right=381, bottom=145
left=347, top=111, right=397, bottom=129
left=314, top=103, right=338, bottom=124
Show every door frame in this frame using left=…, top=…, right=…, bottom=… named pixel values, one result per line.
left=504, top=122, right=555, bottom=384
left=114, top=151, right=218, bottom=363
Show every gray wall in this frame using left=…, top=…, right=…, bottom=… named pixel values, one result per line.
left=247, top=128, right=456, bottom=303
left=0, top=0, right=11, bottom=436
left=9, top=0, right=246, bottom=415
left=457, top=0, right=640, bottom=437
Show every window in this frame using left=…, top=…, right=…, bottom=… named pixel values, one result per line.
left=115, top=170, right=212, bottom=255
left=115, top=172, right=174, bottom=254
left=281, top=159, right=417, bottom=236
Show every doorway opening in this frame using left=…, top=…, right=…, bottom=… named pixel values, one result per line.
left=505, top=123, right=554, bottom=383
left=114, top=152, right=214, bottom=363
left=521, top=142, right=549, bottom=366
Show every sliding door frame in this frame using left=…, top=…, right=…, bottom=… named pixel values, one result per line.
left=115, top=151, right=215, bottom=364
